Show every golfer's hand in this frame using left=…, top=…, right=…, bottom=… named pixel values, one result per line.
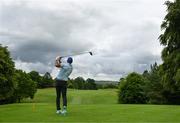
left=55, top=56, right=61, bottom=68
left=59, top=56, right=62, bottom=63
left=56, top=56, right=60, bottom=60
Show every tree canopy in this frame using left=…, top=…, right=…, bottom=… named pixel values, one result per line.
left=159, top=0, right=180, bottom=104
left=0, top=45, right=15, bottom=103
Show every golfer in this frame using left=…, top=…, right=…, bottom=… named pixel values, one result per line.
left=55, top=57, right=73, bottom=115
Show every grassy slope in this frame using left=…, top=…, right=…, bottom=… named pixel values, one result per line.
left=0, top=88, right=180, bottom=122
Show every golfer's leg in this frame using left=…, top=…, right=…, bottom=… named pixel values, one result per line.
left=56, top=86, right=61, bottom=110
left=62, top=85, right=67, bottom=107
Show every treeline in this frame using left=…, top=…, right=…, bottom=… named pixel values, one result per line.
left=67, top=77, right=118, bottom=90
left=28, top=71, right=54, bottom=88
left=118, top=0, right=180, bottom=105
left=118, top=63, right=179, bottom=104
left=68, top=77, right=97, bottom=90
left=0, top=45, right=55, bottom=104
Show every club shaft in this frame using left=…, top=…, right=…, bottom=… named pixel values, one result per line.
left=61, top=52, right=89, bottom=58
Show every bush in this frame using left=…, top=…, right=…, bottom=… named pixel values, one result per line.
left=118, top=72, right=147, bottom=104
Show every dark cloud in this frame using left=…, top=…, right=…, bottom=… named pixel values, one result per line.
left=0, top=0, right=165, bottom=80
left=0, top=1, right=94, bottom=64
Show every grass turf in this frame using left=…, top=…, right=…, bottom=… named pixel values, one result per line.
left=0, top=88, right=180, bottom=122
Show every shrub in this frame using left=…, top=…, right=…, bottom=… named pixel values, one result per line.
left=118, top=72, right=147, bottom=104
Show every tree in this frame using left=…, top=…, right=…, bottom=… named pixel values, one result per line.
left=143, top=63, right=165, bottom=104
left=0, top=45, right=15, bottom=104
left=28, top=71, right=42, bottom=88
left=85, top=78, right=97, bottom=90
left=118, top=72, right=147, bottom=104
left=41, top=72, right=54, bottom=88
left=14, top=70, right=37, bottom=102
left=73, top=77, right=85, bottom=89
left=0, top=45, right=38, bottom=104
left=159, top=0, right=180, bottom=104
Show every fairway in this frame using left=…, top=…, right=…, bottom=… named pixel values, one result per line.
left=0, top=88, right=180, bottom=122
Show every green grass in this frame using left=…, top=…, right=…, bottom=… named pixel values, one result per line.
left=0, top=88, right=180, bottom=123
left=23, top=89, right=118, bottom=104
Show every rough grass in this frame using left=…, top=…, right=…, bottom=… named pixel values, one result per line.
left=0, top=88, right=180, bottom=123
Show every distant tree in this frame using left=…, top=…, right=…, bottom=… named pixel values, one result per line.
left=103, top=83, right=118, bottom=89
left=28, top=71, right=42, bottom=88
left=85, top=78, right=97, bottom=90
left=0, top=45, right=15, bottom=104
left=14, top=70, right=37, bottom=102
left=73, top=77, right=85, bottom=89
left=41, top=72, right=54, bottom=88
left=159, top=0, right=180, bottom=104
left=118, top=72, right=147, bottom=104
left=96, top=84, right=103, bottom=89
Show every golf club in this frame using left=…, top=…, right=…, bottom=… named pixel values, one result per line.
left=55, top=51, right=93, bottom=67
left=60, top=51, right=93, bottom=58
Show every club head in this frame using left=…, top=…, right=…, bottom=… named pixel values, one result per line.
left=89, top=52, right=93, bottom=56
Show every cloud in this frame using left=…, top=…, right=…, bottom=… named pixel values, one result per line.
left=0, top=0, right=165, bottom=80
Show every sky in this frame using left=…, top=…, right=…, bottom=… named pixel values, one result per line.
left=0, top=0, right=166, bottom=81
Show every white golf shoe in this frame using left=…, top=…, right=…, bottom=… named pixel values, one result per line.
left=61, top=106, right=67, bottom=115
left=56, top=110, right=62, bottom=114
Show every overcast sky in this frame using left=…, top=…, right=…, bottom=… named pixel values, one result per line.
left=0, top=0, right=166, bottom=80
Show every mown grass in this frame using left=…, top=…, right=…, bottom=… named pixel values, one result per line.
left=0, top=88, right=180, bottom=123
left=22, top=88, right=118, bottom=104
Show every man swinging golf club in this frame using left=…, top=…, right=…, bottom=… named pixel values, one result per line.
left=54, top=51, right=92, bottom=115
left=55, top=56, right=73, bottom=115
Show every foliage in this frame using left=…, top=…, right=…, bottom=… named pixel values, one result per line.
left=0, top=45, right=15, bottom=104
left=118, top=72, right=147, bottom=104
left=28, top=71, right=54, bottom=88
left=143, top=63, right=165, bottom=104
left=28, top=71, right=42, bottom=88
left=41, top=72, right=54, bottom=88
left=68, top=77, right=98, bottom=90
left=73, top=77, right=86, bottom=89
left=84, top=78, right=97, bottom=90
left=0, top=45, right=38, bottom=104
left=97, top=83, right=118, bottom=89
left=14, top=70, right=37, bottom=102
left=159, top=0, right=180, bottom=104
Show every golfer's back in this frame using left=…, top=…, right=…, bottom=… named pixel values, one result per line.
left=56, top=63, right=73, bottom=81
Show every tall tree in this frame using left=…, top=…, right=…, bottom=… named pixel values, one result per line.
left=159, top=0, right=180, bottom=104
left=0, top=45, right=15, bottom=103
left=14, top=70, right=37, bottom=102
left=143, top=63, right=165, bottom=104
